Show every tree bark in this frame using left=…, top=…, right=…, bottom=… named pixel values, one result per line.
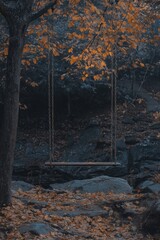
left=0, top=25, right=25, bottom=206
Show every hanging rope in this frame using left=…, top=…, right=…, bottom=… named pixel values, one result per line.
left=48, top=35, right=52, bottom=162
left=111, top=42, right=118, bottom=164
left=111, top=53, right=114, bottom=163
left=48, top=14, right=55, bottom=163
left=114, top=40, right=118, bottom=163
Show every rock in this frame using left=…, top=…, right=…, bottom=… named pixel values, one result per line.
left=122, top=117, right=135, bottom=124
left=12, top=181, right=34, bottom=192
left=18, top=198, right=48, bottom=209
left=140, top=160, right=160, bottom=172
left=150, top=122, right=160, bottom=129
left=134, top=127, right=145, bottom=132
left=117, top=138, right=126, bottom=150
left=25, top=142, right=34, bottom=155
left=133, top=113, right=151, bottom=123
left=14, top=141, right=49, bottom=167
left=95, top=140, right=108, bottom=149
left=45, top=203, right=108, bottom=218
left=132, top=171, right=154, bottom=187
left=46, top=208, right=108, bottom=218
left=138, top=180, right=155, bottom=190
left=147, top=183, right=160, bottom=194
left=128, top=140, right=160, bottom=172
left=142, top=200, right=160, bottom=234
left=138, top=180, right=160, bottom=194
left=50, top=175, right=132, bottom=194
left=87, top=119, right=99, bottom=127
left=125, top=135, right=140, bottom=145
left=61, top=124, right=101, bottom=163
left=19, top=222, right=53, bottom=235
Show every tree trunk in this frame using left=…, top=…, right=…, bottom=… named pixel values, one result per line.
left=0, top=26, right=25, bottom=206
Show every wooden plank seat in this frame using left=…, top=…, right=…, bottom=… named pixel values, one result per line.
left=45, top=161, right=121, bottom=166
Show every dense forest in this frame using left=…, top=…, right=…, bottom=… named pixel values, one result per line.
left=0, top=0, right=160, bottom=239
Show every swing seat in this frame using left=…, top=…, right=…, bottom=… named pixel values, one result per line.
left=45, top=161, right=121, bottom=166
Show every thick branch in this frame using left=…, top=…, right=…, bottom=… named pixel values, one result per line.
left=29, top=0, right=57, bottom=23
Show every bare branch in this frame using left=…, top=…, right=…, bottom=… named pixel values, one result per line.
left=29, top=0, right=57, bottom=23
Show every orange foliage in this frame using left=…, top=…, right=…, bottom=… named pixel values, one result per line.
left=0, top=0, right=158, bottom=79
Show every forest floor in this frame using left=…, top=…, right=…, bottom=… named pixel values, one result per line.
left=0, top=187, right=159, bottom=240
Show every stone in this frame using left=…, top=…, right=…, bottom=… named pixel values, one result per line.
left=138, top=180, right=155, bottom=190
left=128, top=140, right=160, bottom=172
left=142, top=200, right=160, bottom=234
left=50, top=175, right=132, bottom=194
left=147, top=183, right=160, bottom=194
left=150, top=122, right=160, bottom=130
left=125, top=135, right=140, bottom=145
left=14, top=141, right=49, bottom=167
left=19, top=222, right=53, bottom=235
left=12, top=181, right=34, bottom=192
left=45, top=203, right=108, bottom=218
left=140, top=160, right=160, bottom=172
left=122, top=117, right=134, bottom=124
left=46, top=209, right=108, bottom=218
left=117, top=138, right=126, bottom=150
left=138, top=180, right=160, bottom=194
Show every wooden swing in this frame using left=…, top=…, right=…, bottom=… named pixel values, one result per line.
left=45, top=19, right=120, bottom=167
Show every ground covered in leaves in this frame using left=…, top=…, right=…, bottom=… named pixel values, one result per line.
left=0, top=188, right=159, bottom=240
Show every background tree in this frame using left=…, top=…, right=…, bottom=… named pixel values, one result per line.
left=0, top=0, right=57, bottom=207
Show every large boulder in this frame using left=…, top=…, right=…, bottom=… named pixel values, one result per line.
left=50, top=175, right=132, bottom=194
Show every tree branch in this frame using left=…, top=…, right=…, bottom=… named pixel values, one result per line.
left=29, top=0, right=57, bottom=23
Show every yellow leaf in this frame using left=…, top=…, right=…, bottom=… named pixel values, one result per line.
left=93, top=75, right=100, bottom=81
left=70, top=56, right=78, bottom=65
left=68, top=48, right=73, bottom=53
left=48, top=9, right=52, bottom=15
left=33, top=59, right=37, bottom=64
left=52, top=48, right=60, bottom=56
left=139, top=62, right=145, bottom=67
left=4, top=48, right=8, bottom=56
left=100, top=61, right=106, bottom=68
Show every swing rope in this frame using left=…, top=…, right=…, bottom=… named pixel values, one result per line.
left=111, top=42, right=118, bottom=164
left=48, top=18, right=55, bottom=163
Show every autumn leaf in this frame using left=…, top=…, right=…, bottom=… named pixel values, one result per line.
left=70, top=55, right=79, bottom=65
